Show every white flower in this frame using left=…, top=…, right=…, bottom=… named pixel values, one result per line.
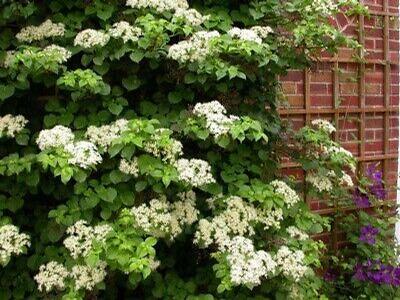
left=195, top=196, right=283, bottom=250
left=65, top=141, right=102, bottom=169
left=130, top=194, right=198, bottom=240
left=263, top=208, right=284, bottom=230
left=192, top=101, right=239, bottom=138
left=0, top=114, right=28, bottom=138
left=85, top=119, right=129, bottom=151
left=303, top=0, right=338, bottom=16
left=270, top=180, right=300, bottom=208
left=126, top=0, right=189, bottom=13
left=286, top=226, right=309, bottom=241
left=36, top=125, right=75, bottom=151
left=251, top=26, right=273, bottom=38
left=143, top=128, right=183, bottom=163
left=228, top=27, right=262, bottom=44
left=168, top=31, right=220, bottom=63
left=34, top=261, right=68, bottom=292
left=175, top=158, right=215, bottom=187
left=340, top=172, right=354, bottom=187
left=16, top=19, right=65, bottom=43
left=194, top=196, right=258, bottom=250
left=119, top=158, right=139, bottom=177
left=226, top=236, right=277, bottom=288
left=275, top=246, right=308, bottom=282
left=173, top=8, right=209, bottom=26
left=42, top=45, right=72, bottom=63
left=323, top=145, right=353, bottom=158
left=2, top=51, right=15, bottom=68
left=0, top=224, right=30, bottom=265
left=71, top=261, right=107, bottom=291
left=306, top=171, right=334, bottom=192
left=74, top=29, right=110, bottom=48
left=63, top=220, right=112, bottom=259
left=109, top=21, right=143, bottom=43
left=311, top=119, right=336, bottom=134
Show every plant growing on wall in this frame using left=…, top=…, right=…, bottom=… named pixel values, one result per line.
left=0, top=0, right=374, bottom=299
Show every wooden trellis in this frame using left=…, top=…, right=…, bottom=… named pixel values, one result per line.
left=279, top=0, right=399, bottom=248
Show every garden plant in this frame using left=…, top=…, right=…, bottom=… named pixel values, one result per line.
left=0, top=0, right=399, bottom=299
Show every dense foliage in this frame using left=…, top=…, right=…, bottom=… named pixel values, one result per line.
left=1, top=0, right=397, bottom=299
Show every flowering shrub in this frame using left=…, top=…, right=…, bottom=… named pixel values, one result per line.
left=0, top=0, right=373, bottom=299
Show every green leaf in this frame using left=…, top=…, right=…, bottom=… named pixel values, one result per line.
left=168, top=91, right=182, bottom=104
left=61, top=167, right=74, bottom=184
left=122, top=76, right=141, bottom=91
left=129, top=50, right=145, bottom=63
left=96, top=186, right=117, bottom=203
left=15, top=133, right=29, bottom=146
left=7, top=197, right=24, bottom=212
left=135, top=181, right=147, bottom=192
left=0, top=84, right=14, bottom=101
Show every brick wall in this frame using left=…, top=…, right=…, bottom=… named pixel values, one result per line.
left=279, top=0, right=399, bottom=246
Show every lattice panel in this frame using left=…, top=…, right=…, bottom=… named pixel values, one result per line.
left=279, top=0, right=399, bottom=248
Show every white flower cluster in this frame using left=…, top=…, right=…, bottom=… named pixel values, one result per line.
left=251, top=26, right=273, bottom=38
left=194, top=196, right=279, bottom=250
left=173, top=8, right=209, bottom=26
left=126, top=0, right=189, bottom=13
left=85, top=119, right=129, bottom=151
left=340, top=172, right=354, bottom=187
left=2, top=46, right=71, bottom=69
left=35, top=261, right=107, bottom=292
left=109, top=21, right=143, bottom=43
left=74, top=29, right=110, bottom=49
left=263, top=208, right=284, bottom=229
left=119, top=158, right=139, bottom=177
left=65, top=141, right=103, bottom=169
left=311, top=119, right=336, bottom=134
left=2, top=51, right=15, bottom=68
left=270, top=180, right=300, bottom=208
left=304, top=0, right=338, bottom=16
left=286, top=226, right=309, bottom=241
left=71, top=262, right=107, bottom=291
left=322, top=144, right=356, bottom=172
left=228, top=27, right=263, bottom=44
left=275, top=246, right=308, bottom=282
left=0, top=224, right=30, bottom=265
left=37, top=125, right=103, bottom=169
left=36, top=125, right=75, bottom=150
left=16, top=19, right=65, bottom=43
left=175, top=158, right=216, bottom=187
left=34, top=261, right=69, bottom=292
left=42, top=44, right=72, bottom=63
left=143, top=129, right=183, bottom=163
left=226, top=236, right=276, bottom=288
left=307, top=168, right=353, bottom=191
left=0, top=114, right=28, bottom=138
left=130, top=192, right=198, bottom=240
left=306, top=171, right=334, bottom=192
left=63, top=220, right=112, bottom=259
left=193, top=101, right=239, bottom=138
left=323, top=144, right=353, bottom=159
left=168, top=31, right=220, bottom=63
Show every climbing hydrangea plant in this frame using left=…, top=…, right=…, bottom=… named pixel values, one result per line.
left=0, top=0, right=367, bottom=299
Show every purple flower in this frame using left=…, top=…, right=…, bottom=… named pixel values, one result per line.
left=323, top=268, right=338, bottom=282
left=359, top=224, right=379, bottom=245
left=366, top=165, right=386, bottom=200
left=353, top=189, right=371, bottom=208
left=353, top=263, right=367, bottom=281
left=353, top=260, right=400, bottom=286
left=392, top=268, right=400, bottom=286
